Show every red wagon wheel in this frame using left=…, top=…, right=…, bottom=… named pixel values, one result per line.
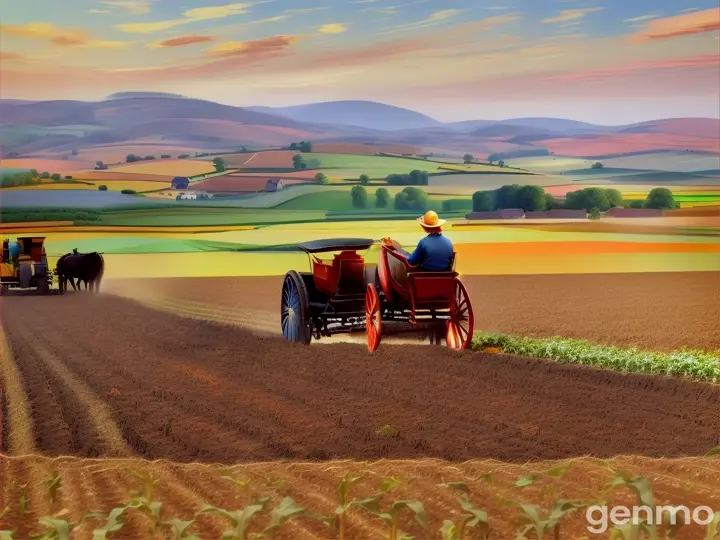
left=446, top=280, right=473, bottom=350
left=365, top=283, right=382, bottom=352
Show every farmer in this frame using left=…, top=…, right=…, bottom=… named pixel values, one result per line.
left=385, top=210, right=454, bottom=281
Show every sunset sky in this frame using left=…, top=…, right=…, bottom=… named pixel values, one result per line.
left=1, top=0, right=718, bottom=123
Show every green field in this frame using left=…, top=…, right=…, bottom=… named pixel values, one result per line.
left=307, top=153, right=446, bottom=176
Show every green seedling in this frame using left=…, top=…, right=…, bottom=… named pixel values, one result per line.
left=514, top=499, right=586, bottom=540
left=162, top=518, right=199, bottom=540
left=544, top=463, right=573, bottom=479
left=29, top=517, right=77, bottom=540
left=375, top=425, right=396, bottom=437
left=128, top=497, right=165, bottom=536
left=200, top=497, right=270, bottom=540
left=90, top=506, right=129, bottom=540
left=128, top=470, right=160, bottom=503
left=515, top=476, right=537, bottom=488
left=41, top=472, right=62, bottom=506
left=263, top=497, right=306, bottom=537
left=353, top=495, right=429, bottom=540
left=437, top=484, right=489, bottom=540
left=333, top=475, right=363, bottom=540
left=705, top=512, right=720, bottom=540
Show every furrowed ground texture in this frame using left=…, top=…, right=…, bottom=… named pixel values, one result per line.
left=1, top=455, right=719, bottom=539
left=1, top=293, right=720, bottom=465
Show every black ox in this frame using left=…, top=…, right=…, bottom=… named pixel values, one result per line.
left=56, top=250, right=104, bottom=293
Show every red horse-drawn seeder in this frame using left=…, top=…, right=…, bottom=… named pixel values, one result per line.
left=280, top=237, right=473, bottom=351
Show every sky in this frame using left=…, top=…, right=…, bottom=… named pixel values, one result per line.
left=0, top=0, right=719, bottom=123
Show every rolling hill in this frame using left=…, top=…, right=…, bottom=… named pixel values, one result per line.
left=1, top=93, right=718, bottom=160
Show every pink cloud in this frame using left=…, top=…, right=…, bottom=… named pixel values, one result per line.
left=543, top=54, right=720, bottom=82
left=629, top=7, right=720, bottom=42
left=154, top=35, right=217, bottom=47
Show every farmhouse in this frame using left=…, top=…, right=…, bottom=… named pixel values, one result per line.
left=176, top=191, right=213, bottom=200
left=265, top=178, right=284, bottom=192
left=171, top=176, right=190, bottom=189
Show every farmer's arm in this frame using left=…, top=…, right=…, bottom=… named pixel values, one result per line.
left=406, top=239, right=425, bottom=266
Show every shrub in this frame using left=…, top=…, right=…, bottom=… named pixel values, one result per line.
left=463, top=153, right=474, bottom=163
left=588, top=208, right=601, bottom=220
left=565, top=187, right=611, bottom=212
left=315, top=173, right=329, bottom=184
left=375, top=188, right=390, bottom=208
left=351, top=185, right=368, bottom=208
left=292, top=154, right=306, bottom=169
left=161, top=154, right=171, bottom=159
left=51, top=173, right=62, bottom=182
left=591, top=161, right=604, bottom=169
left=516, top=185, right=546, bottom=211
left=359, top=174, right=370, bottom=185
left=178, top=154, right=190, bottom=159
left=472, top=191, right=495, bottom=212
left=629, top=200, right=643, bottom=208
left=394, top=187, right=428, bottom=211
left=98, top=185, right=108, bottom=191
left=643, top=187, right=675, bottom=209
left=40, top=172, right=50, bottom=179
left=126, top=154, right=141, bottom=162
left=121, top=189, right=137, bottom=195
left=145, top=156, right=156, bottom=160
left=212, top=157, right=227, bottom=173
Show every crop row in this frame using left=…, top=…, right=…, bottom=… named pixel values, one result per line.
left=471, top=333, right=720, bottom=383
left=2, top=453, right=719, bottom=540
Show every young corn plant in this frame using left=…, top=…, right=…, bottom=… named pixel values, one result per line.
left=162, top=518, right=200, bottom=540
left=513, top=500, right=586, bottom=540
left=128, top=470, right=160, bottom=503
left=200, top=496, right=270, bottom=540
left=90, top=506, right=130, bottom=540
left=29, top=517, right=78, bottom=540
left=41, top=472, right=62, bottom=507
left=332, top=475, right=363, bottom=540
left=437, top=483, right=490, bottom=540
left=705, top=512, right=719, bottom=540
left=262, top=497, right=307, bottom=538
left=353, top=491, right=429, bottom=540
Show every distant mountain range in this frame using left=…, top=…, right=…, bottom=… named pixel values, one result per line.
left=0, top=92, right=717, bottom=159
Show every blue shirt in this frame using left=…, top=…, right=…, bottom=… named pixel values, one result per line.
left=407, top=233, right=454, bottom=270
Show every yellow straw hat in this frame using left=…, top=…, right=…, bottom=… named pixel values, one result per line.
left=417, top=210, right=446, bottom=229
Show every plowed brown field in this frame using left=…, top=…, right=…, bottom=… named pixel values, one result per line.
left=2, top=454, right=718, bottom=539
left=104, top=272, right=720, bottom=352
left=2, top=293, right=719, bottom=466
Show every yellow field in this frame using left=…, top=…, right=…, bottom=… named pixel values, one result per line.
left=108, top=159, right=215, bottom=176
left=86, top=180, right=173, bottom=191
left=1, top=183, right=92, bottom=190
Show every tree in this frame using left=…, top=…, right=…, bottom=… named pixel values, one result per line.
left=292, top=154, right=307, bottom=169
left=565, top=187, right=611, bottom=212
left=359, top=174, right=370, bottom=185
left=351, top=185, right=367, bottom=208
left=315, top=172, right=329, bottom=184
left=495, top=184, right=522, bottom=209
left=306, top=157, right=321, bottom=168
left=498, top=160, right=505, bottom=167
left=591, top=162, right=604, bottom=169
left=98, top=185, right=108, bottom=191
left=544, top=193, right=563, bottom=209
left=472, top=190, right=495, bottom=212
left=178, top=154, right=190, bottom=159
left=289, top=142, right=298, bottom=150
left=375, top=187, right=390, bottom=208
left=588, top=208, right=601, bottom=220
left=29, top=169, right=38, bottom=177
left=604, top=188, right=624, bottom=208
left=299, top=141, right=312, bottom=152
left=145, top=155, right=156, bottom=160
left=161, top=154, right=171, bottom=159
left=629, top=200, right=643, bottom=208
left=408, top=169, right=429, bottom=186
left=463, top=154, right=474, bottom=164
left=212, top=157, right=227, bottom=173
left=386, top=173, right=407, bottom=185
left=50, top=173, right=62, bottom=182
left=40, top=172, right=50, bottom=179
left=643, top=187, right=675, bottom=209
left=394, top=186, right=428, bottom=211
left=126, top=154, right=141, bottom=162
left=516, top=185, right=547, bottom=211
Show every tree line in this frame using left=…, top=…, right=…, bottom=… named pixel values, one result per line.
left=0, top=170, right=79, bottom=188
left=472, top=185, right=679, bottom=214
left=349, top=186, right=428, bottom=211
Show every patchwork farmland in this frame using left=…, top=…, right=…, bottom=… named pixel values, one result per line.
left=2, top=139, right=720, bottom=540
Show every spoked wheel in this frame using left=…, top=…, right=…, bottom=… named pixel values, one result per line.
left=365, top=283, right=382, bottom=352
left=281, top=270, right=312, bottom=344
left=446, top=280, right=474, bottom=350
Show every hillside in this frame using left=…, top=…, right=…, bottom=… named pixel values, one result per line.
left=246, top=100, right=443, bottom=131
left=1, top=94, right=718, bottom=159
